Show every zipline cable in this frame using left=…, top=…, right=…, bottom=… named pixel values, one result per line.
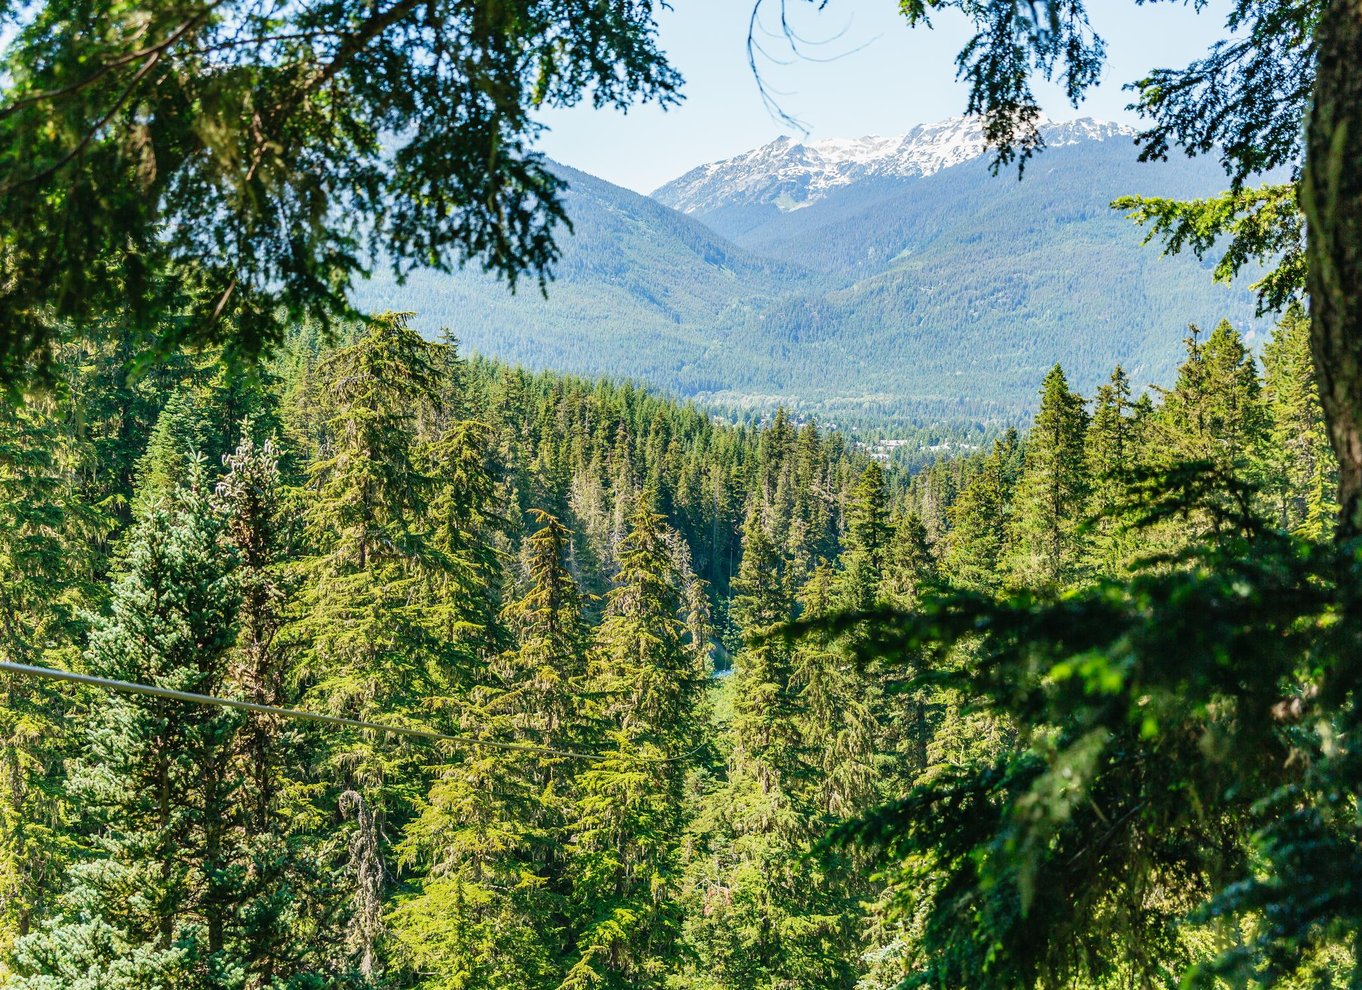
left=0, top=659, right=625, bottom=762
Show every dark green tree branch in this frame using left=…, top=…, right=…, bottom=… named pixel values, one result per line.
left=0, top=0, right=680, bottom=385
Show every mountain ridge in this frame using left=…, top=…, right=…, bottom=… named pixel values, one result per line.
left=652, top=116, right=1137, bottom=219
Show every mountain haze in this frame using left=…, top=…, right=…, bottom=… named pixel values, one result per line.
left=353, top=117, right=1264, bottom=425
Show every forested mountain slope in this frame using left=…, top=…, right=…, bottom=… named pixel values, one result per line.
left=681, top=138, right=1267, bottom=415
left=357, top=163, right=816, bottom=399
left=351, top=119, right=1266, bottom=424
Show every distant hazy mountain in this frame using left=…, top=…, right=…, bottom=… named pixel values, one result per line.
left=352, top=118, right=1265, bottom=426
left=355, top=163, right=816, bottom=399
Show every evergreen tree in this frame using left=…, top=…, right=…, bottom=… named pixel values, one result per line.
left=790, top=565, right=878, bottom=820
left=390, top=731, right=557, bottom=990
left=837, top=464, right=893, bottom=612
left=1154, top=321, right=1267, bottom=475
left=560, top=506, right=707, bottom=990
left=59, top=333, right=193, bottom=544
left=134, top=388, right=213, bottom=513
left=292, top=312, right=444, bottom=978
left=1261, top=303, right=1337, bottom=536
left=883, top=512, right=938, bottom=610
left=214, top=435, right=294, bottom=833
left=212, top=433, right=328, bottom=989
left=502, top=511, right=593, bottom=752
left=1145, top=322, right=1269, bottom=549
left=940, top=433, right=1018, bottom=592
left=567, top=456, right=612, bottom=597
left=390, top=510, right=586, bottom=990
left=0, top=392, right=91, bottom=960
left=421, top=418, right=505, bottom=662
left=880, top=513, right=941, bottom=782
left=1002, top=365, right=1090, bottom=591
left=10, top=462, right=243, bottom=989
left=1085, top=366, right=1140, bottom=575
left=134, top=361, right=281, bottom=515
left=728, top=509, right=798, bottom=788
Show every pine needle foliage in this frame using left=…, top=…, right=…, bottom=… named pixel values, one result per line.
left=822, top=470, right=1362, bottom=988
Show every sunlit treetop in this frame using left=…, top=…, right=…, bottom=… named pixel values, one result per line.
left=0, top=0, right=679, bottom=383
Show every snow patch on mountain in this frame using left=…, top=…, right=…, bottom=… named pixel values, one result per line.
left=652, top=116, right=1137, bottom=215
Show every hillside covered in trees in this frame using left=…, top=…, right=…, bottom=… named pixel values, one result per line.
left=0, top=301, right=1336, bottom=988
left=356, top=134, right=1266, bottom=426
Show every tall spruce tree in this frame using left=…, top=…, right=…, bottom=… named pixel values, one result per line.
left=1261, top=303, right=1337, bottom=537
left=940, top=432, right=1019, bottom=592
left=1085, top=366, right=1141, bottom=575
left=837, top=464, right=892, bottom=613
left=1002, top=365, right=1090, bottom=591
left=880, top=513, right=941, bottom=783
left=0, top=392, right=91, bottom=962
left=214, top=434, right=295, bottom=833
left=212, top=433, right=331, bottom=989
left=387, top=520, right=572, bottom=990
left=790, top=565, right=878, bottom=821
left=1155, top=321, right=1267, bottom=475
left=292, top=312, right=444, bottom=979
left=728, top=509, right=798, bottom=789
left=560, top=506, right=707, bottom=990
left=883, top=513, right=938, bottom=611
left=1142, top=321, right=1269, bottom=550
left=390, top=723, right=559, bottom=990
left=420, top=418, right=504, bottom=662
left=495, top=509, right=595, bottom=913
left=10, top=461, right=243, bottom=989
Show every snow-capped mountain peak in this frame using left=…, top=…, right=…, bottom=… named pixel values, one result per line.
left=652, top=115, right=1136, bottom=216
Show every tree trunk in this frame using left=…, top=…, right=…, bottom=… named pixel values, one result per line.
left=1304, top=0, right=1362, bottom=537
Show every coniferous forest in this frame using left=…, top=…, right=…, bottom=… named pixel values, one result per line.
left=0, top=303, right=1343, bottom=989
left=3, top=1, right=1362, bottom=989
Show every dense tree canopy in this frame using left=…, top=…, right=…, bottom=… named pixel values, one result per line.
left=0, top=306, right=1342, bottom=987
left=742, top=4, right=1362, bottom=985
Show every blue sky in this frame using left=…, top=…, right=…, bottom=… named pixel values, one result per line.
left=535, top=0, right=1235, bottom=193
